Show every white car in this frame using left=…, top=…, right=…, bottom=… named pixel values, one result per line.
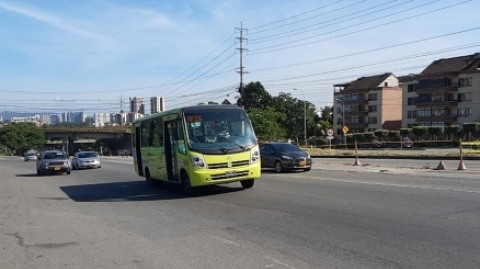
left=71, top=151, right=101, bottom=170
left=24, top=152, right=38, bottom=161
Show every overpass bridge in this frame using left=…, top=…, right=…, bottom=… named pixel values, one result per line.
left=43, top=126, right=132, bottom=155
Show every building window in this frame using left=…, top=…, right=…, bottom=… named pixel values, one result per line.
left=416, top=109, right=431, bottom=117
left=368, top=117, right=377, bottom=124
left=368, top=105, right=377, bottom=112
left=368, top=93, right=377, bottom=101
left=458, top=77, right=473, bottom=88
left=458, top=92, right=472, bottom=102
left=384, top=82, right=388, bottom=87
left=458, top=108, right=472, bottom=117
left=407, top=84, right=415, bottom=92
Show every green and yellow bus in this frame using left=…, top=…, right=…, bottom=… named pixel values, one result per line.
left=132, top=104, right=261, bottom=195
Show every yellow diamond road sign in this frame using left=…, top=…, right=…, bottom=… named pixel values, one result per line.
left=342, top=126, right=349, bottom=134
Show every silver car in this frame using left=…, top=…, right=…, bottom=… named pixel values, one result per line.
left=36, top=150, right=71, bottom=176
left=24, top=152, right=38, bottom=161
left=72, top=151, right=101, bottom=170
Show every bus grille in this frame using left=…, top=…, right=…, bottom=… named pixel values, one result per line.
left=208, top=160, right=250, bottom=169
left=211, top=170, right=249, bottom=180
left=232, top=160, right=250, bottom=167
left=209, top=162, right=228, bottom=169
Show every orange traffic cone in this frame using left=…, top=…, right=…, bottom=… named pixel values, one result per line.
left=457, top=160, right=467, bottom=170
left=436, top=161, right=446, bottom=170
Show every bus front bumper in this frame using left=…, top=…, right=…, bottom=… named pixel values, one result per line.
left=189, top=164, right=261, bottom=186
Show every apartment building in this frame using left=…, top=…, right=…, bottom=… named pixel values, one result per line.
left=129, top=97, right=145, bottom=115
left=400, top=53, right=480, bottom=128
left=150, top=96, right=165, bottom=114
left=332, top=73, right=402, bottom=136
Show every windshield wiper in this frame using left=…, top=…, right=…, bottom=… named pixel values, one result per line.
left=218, top=146, right=229, bottom=153
left=230, top=141, right=253, bottom=151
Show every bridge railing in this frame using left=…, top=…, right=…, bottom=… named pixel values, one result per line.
left=43, top=126, right=131, bottom=133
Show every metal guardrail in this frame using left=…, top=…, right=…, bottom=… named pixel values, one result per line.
left=43, top=127, right=131, bottom=133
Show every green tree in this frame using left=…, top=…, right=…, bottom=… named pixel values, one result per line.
left=399, top=128, right=412, bottom=137
left=0, top=123, right=46, bottom=155
left=427, top=126, right=444, bottom=140
left=364, top=132, right=375, bottom=140
left=248, top=107, right=286, bottom=140
left=387, top=130, right=400, bottom=140
left=319, top=106, right=333, bottom=125
left=374, top=129, right=388, bottom=140
left=412, top=126, right=427, bottom=140
left=445, top=125, right=459, bottom=140
left=237, top=81, right=272, bottom=111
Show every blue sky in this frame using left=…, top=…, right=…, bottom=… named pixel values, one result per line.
left=0, top=0, right=479, bottom=113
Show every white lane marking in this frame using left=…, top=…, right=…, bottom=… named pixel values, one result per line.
left=211, top=235, right=241, bottom=247
left=264, top=256, right=297, bottom=269
left=313, top=177, right=480, bottom=194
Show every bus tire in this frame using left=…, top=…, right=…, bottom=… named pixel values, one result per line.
left=240, top=179, right=254, bottom=189
left=180, top=170, right=194, bottom=196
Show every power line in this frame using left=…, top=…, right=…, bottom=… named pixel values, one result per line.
left=241, top=0, right=296, bottom=23
left=248, top=27, right=480, bottom=73
left=141, top=32, right=236, bottom=96
left=249, top=0, right=346, bottom=30
left=249, top=0, right=412, bottom=43
left=256, top=43, right=480, bottom=84
left=250, top=0, right=472, bottom=55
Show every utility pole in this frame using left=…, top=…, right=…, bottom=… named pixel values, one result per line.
left=235, top=22, right=249, bottom=106
left=120, top=95, right=124, bottom=113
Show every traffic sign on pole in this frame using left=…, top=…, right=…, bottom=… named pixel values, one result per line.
left=327, top=129, right=334, bottom=136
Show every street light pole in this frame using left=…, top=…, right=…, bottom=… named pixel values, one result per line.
left=335, top=98, right=346, bottom=149
left=294, top=88, right=307, bottom=146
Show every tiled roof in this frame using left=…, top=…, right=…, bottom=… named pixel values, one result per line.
left=344, top=73, right=394, bottom=90
left=421, top=53, right=480, bottom=75
left=397, top=74, right=419, bottom=82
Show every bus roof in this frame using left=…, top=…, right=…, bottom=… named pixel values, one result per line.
left=133, top=104, right=244, bottom=124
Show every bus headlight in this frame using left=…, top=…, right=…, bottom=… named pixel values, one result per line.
left=191, top=155, right=206, bottom=169
left=251, top=150, right=260, bottom=162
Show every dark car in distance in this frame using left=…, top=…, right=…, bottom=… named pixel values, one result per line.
left=260, top=142, right=312, bottom=173
left=36, top=150, right=71, bottom=176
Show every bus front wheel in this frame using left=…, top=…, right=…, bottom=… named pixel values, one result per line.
left=181, top=170, right=194, bottom=196
left=241, top=179, right=254, bottom=189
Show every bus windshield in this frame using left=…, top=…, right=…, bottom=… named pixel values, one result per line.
left=184, top=109, right=257, bottom=154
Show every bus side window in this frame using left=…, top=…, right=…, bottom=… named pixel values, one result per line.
left=149, top=121, right=155, bottom=146
left=141, top=122, right=150, bottom=148
left=177, top=119, right=186, bottom=155
left=132, top=132, right=136, bottom=147
left=156, top=118, right=164, bottom=147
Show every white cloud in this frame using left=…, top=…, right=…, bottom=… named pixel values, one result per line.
left=0, top=0, right=113, bottom=42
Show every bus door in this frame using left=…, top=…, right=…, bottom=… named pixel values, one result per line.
left=135, top=125, right=143, bottom=176
left=164, top=120, right=179, bottom=182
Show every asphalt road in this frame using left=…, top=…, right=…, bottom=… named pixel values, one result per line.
left=2, top=157, right=480, bottom=269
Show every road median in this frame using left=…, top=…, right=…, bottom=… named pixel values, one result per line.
left=304, top=148, right=480, bottom=160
